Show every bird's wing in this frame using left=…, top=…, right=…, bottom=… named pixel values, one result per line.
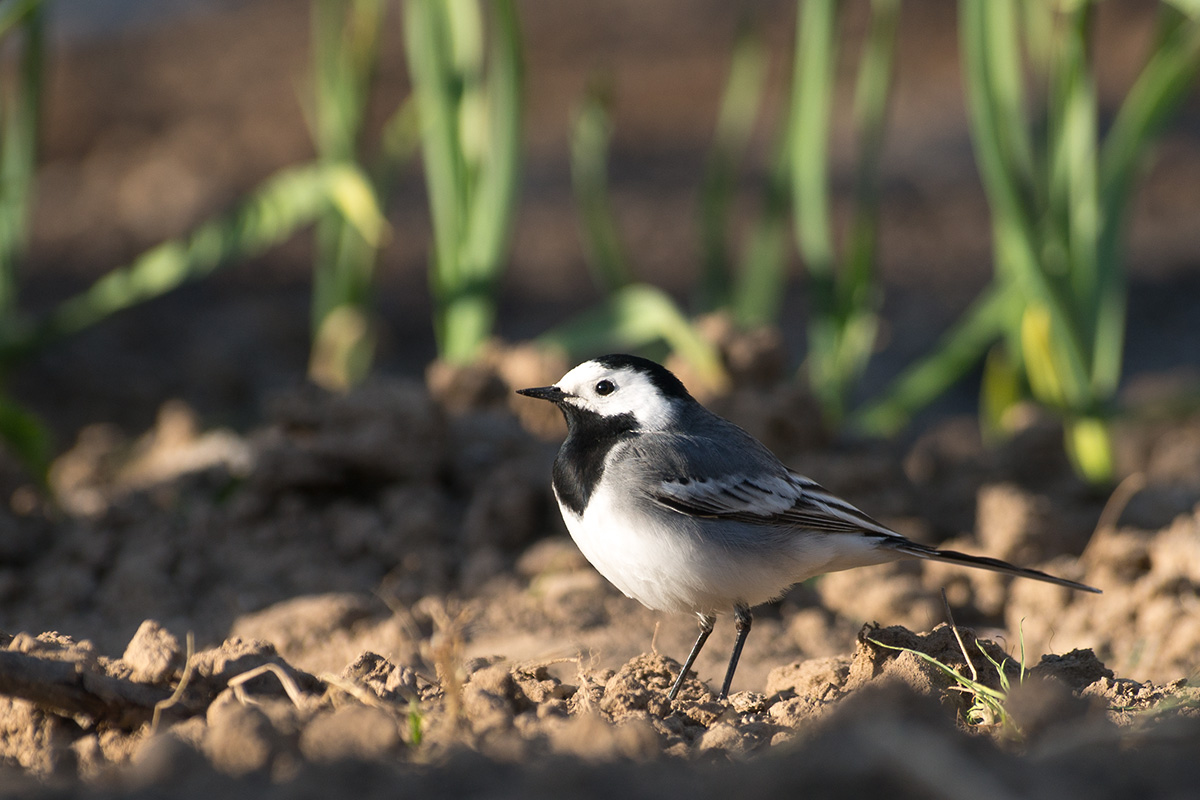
left=649, top=469, right=897, bottom=538
left=628, top=431, right=1100, bottom=594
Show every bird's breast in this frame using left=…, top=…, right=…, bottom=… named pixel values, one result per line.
left=551, top=410, right=637, bottom=516
left=555, top=480, right=804, bottom=614
left=556, top=481, right=704, bottom=612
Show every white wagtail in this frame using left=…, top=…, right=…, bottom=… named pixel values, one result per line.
left=517, top=354, right=1100, bottom=701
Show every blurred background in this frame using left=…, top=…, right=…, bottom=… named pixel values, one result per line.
left=4, top=0, right=1200, bottom=480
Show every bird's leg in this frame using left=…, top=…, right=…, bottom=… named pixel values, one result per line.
left=718, top=604, right=753, bottom=700
left=668, top=613, right=715, bottom=701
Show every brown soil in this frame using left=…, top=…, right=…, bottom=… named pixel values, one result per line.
left=2, top=342, right=1200, bottom=796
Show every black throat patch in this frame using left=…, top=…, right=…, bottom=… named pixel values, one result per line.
left=552, top=405, right=638, bottom=517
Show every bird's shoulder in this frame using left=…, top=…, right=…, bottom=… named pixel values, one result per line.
left=615, top=408, right=781, bottom=479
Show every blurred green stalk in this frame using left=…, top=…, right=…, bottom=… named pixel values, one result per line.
left=790, top=0, right=899, bottom=425
left=309, top=0, right=388, bottom=390
left=0, top=0, right=44, bottom=318
left=404, top=0, right=523, bottom=365
left=0, top=1, right=48, bottom=479
left=692, top=20, right=794, bottom=330
left=728, top=146, right=793, bottom=329
left=570, top=81, right=633, bottom=293
left=697, top=25, right=769, bottom=314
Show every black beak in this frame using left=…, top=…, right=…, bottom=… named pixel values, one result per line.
left=516, top=385, right=567, bottom=403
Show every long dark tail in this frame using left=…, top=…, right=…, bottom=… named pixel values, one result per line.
left=888, top=540, right=1101, bottom=594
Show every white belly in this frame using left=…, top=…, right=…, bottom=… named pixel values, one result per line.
left=556, top=481, right=891, bottom=615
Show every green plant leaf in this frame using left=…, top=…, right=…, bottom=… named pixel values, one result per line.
left=325, top=164, right=390, bottom=247
left=0, top=163, right=339, bottom=361
left=852, top=282, right=1017, bottom=436
left=1166, top=0, right=1200, bottom=19
left=1094, top=11, right=1200, bottom=397
left=868, top=636, right=1016, bottom=735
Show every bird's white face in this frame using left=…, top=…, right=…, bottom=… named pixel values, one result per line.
left=553, top=360, right=678, bottom=431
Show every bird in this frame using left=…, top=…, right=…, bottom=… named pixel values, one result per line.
left=516, top=353, right=1099, bottom=701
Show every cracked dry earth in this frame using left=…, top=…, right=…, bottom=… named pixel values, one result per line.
left=2, top=349, right=1200, bottom=798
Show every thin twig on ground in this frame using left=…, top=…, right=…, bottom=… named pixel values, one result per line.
left=227, top=663, right=314, bottom=710
left=150, top=631, right=196, bottom=734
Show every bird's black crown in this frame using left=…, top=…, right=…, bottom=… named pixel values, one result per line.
left=593, top=354, right=693, bottom=402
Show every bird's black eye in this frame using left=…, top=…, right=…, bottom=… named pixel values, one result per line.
left=594, top=379, right=616, bottom=396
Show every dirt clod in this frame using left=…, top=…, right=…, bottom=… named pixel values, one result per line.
left=121, top=620, right=182, bottom=684
left=299, top=705, right=402, bottom=764
left=599, top=654, right=681, bottom=719
left=338, top=652, right=417, bottom=704
left=205, top=694, right=280, bottom=777
left=1030, top=649, right=1114, bottom=690
left=696, top=721, right=748, bottom=757
left=461, top=664, right=527, bottom=735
